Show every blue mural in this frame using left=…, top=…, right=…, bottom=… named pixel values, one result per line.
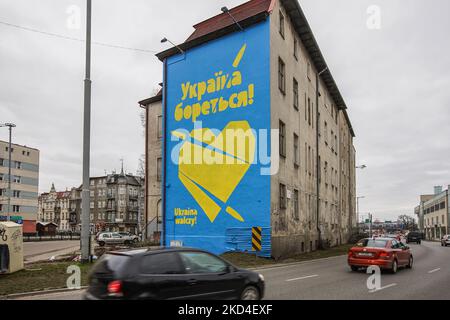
left=164, top=20, right=271, bottom=256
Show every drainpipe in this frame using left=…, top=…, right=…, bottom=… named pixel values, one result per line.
left=162, top=58, right=168, bottom=247
left=316, top=67, right=328, bottom=249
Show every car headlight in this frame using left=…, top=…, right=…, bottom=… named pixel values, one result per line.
left=258, top=273, right=265, bottom=281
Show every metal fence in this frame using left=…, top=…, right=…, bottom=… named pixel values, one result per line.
left=23, top=234, right=81, bottom=242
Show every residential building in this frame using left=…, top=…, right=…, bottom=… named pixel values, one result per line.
left=38, top=184, right=71, bottom=231
left=139, top=0, right=357, bottom=258
left=0, top=140, right=40, bottom=234
left=68, top=171, right=144, bottom=234
left=139, top=89, right=163, bottom=240
left=415, top=186, right=449, bottom=240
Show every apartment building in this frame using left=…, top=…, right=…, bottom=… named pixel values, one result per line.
left=69, top=172, right=144, bottom=234
left=38, top=184, right=71, bottom=231
left=0, top=140, right=40, bottom=234
left=415, top=186, right=449, bottom=240
left=140, top=0, right=356, bottom=258
left=139, top=90, right=163, bottom=239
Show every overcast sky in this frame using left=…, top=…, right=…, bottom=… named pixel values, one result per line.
left=1, top=0, right=449, bottom=221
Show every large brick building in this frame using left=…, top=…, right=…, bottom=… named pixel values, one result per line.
left=140, top=0, right=356, bottom=258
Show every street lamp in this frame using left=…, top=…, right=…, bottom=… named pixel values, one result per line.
left=356, top=165, right=367, bottom=170
left=356, top=196, right=366, bottom=224
left=0, top=123, right=16, bottom=221
left=221, top=6, right=244, bottom=31
left=161, top=37, right=185, bottom=55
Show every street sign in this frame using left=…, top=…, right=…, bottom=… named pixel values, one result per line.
left=252, top=227, right=262, bottom=252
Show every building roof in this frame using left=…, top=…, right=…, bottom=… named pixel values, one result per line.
left=0, top=140, right=40, bottom=151
left=139, top=89, right=162, bottom=107
left=154, top=0, right=355, bottom=137
left=186, top=0, right=274, bottom=42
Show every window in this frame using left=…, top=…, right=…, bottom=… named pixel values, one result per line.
left=279, top=184, right=287, bottom=209
left=294, top=134, right=299, bottom=166
left=293, top=189, right=299, bottom=220
left=308, top=98, right=311, bottom=125
left=307, top=62, right=311, bottom=81
left=13, top=190, right=20, bottom=198
left=294, top=37, right=298, bottom=60
left=157, top=157, right=162, bottom=182
left=0, top=174, right=3, bottom=181
left=157, top=115, right=163, bottom=139
left=331, top=130, right=334, bottom=151
left=324, top=122, right=328, bottom=144
left=140, top=253, right=183, bottom=275
left=13, top=176, right=21, bottom=184
left=0, top=204, right=2, bottom=212
left=279, top=10, right=285, bottom=38
left=15, top=161, right=22, bottom=169
left=90, top=202, right=94, bottom=209
left=440, top=202, right=446, bottom=210
left=278, top=58, right=286, bottom=94
left=293, top=78, right=299, bottom=110
left=13, top=205, right=20, bottom=213
left=279, top=121, right=286, bottom=158
left=179, top=252, right=228, bottom=274
left=0, top=158, right=3, bottom=166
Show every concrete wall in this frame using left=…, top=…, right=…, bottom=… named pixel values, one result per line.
left=145, top=99, right=163, bottom=235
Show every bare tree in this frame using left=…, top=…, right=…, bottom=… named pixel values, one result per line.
left=398, top=215, right=418, bottom=231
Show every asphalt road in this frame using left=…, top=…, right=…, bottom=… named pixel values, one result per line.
left=24, top=240, right=80, bottom=263
left=16, top=241, right=450, bottom=300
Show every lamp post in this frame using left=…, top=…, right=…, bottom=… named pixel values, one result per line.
left=356, top=196, right=366, bottom=225
left=0, top=123, right=16, bottom=221
left=81, top=0, right=92, bottom=263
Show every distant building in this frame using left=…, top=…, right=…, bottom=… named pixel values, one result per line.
left=415, top=186, right=449, bottom=240
left=0, top=140, right=40, bottom=234
left=67, top=171, right=144, bottom=234
left=38, top=184, right=71, bottom=231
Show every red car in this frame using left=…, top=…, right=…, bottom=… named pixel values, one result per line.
left=348, top=238, right=413, bottom=274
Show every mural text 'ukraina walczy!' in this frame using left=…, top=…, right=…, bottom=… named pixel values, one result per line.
left=165, top=20, right=271, bottom=256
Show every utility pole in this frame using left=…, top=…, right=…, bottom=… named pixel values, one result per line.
left=81, top=0, right=92, bottom=263
left=0, top=123, right=16, bottom=221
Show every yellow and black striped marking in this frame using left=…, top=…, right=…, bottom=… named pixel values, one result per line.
left=252, top=227, right=262, bottom=252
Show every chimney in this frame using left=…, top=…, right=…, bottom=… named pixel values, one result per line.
left=434, top=186, right=443, bottom=195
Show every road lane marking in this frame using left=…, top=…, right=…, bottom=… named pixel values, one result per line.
left=428, top=268, right=441, bottom=274
left=285, top=275, right=319, bottom=282
left=369, top=283, right=397, bottom=293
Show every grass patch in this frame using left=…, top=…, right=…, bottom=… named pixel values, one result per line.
left=0, top=262, right=93, bottom=296
left=221, top=244, right=354, bottom=269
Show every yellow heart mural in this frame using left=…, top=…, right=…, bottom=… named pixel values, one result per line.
left=173, top=121, right=256, bottom=223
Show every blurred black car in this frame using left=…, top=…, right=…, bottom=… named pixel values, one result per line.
left=406, top=232, right=423, bottom=244
left=84, top=247, right=265, bottom=300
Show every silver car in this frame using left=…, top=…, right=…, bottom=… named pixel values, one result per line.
left=97, top=232, right=133, bottom=247
left=441, top=235, right=450, bottom=247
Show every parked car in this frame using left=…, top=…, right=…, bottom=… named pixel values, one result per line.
left=348, top=238, right=413, bottom=274
left=97, top=232, right=133, bottom=247
left=406, top=232, right=422, bottom=244
left=441, top=235, right=450, bottom=247
left=84, top=247, right=265, bottom=300
left=118, top=232, right=139, bottom=243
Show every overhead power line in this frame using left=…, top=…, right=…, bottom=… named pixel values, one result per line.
left=0, top=20, right=157, bottom=54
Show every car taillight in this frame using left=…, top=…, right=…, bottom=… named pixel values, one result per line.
left=348, top=251, right=353, bottom=258
left=107, top=280, right=123, bottom=296
left=379, top=252, right=390, bottom=259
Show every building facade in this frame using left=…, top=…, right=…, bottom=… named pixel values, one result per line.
left=140, top=0, right=357, bottom=258
left=139, top=91, right=163, bottom=240
left=38, top=184, right=71, bottom=231
left=415, top=186, right=449, bottom=240
left=0, top=141, right=40, bottom=234
left=68, top=172, right=144, bottom=234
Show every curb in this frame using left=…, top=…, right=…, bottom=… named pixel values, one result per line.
left=0, top=287, right=88, bottom=300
